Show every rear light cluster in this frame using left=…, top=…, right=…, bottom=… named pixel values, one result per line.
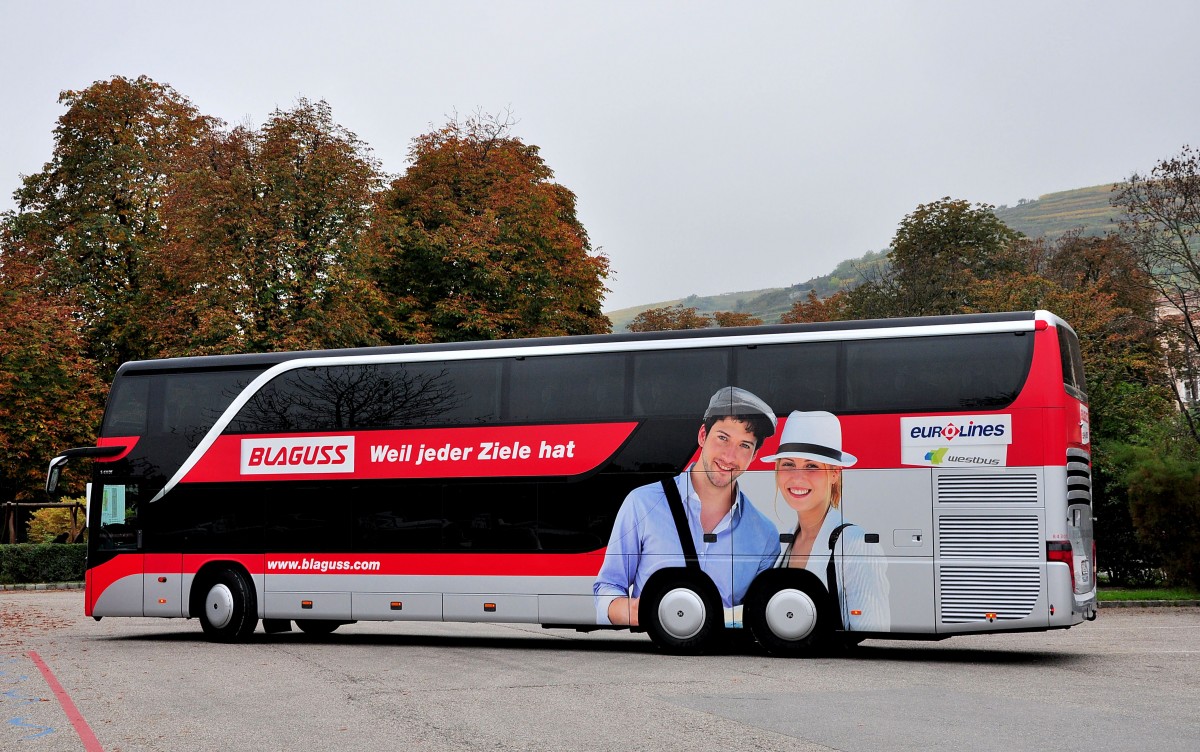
left=1047, top=540, right=1075, bottom=586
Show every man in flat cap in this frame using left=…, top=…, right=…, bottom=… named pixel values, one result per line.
left=595, top=387, right=780, bottom=627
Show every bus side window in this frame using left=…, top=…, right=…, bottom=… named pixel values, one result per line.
left=633, top=349, right=730, bottom=417
left=735, top=342, right=839, bottom=413
left=508, top=354, right=626, bottom=422
left=844, top=334, right=1032, bottom=413
left=103, top=377, right=150, bottom=436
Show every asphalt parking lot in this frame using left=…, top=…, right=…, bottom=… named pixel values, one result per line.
left=3, top=590, right=1198, bottom=752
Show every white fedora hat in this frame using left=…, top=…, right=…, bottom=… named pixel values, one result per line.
left=760, top=410, right=857, bottom=466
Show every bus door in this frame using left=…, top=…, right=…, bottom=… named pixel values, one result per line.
left=92, top=480, right=181, bottom=617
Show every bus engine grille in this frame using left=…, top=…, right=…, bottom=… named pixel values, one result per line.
left=938, top=566, right=1041, bottom=623
left=936, top=473, right=1040, bottom=504
left=937, top=515, right=1041, bottom=559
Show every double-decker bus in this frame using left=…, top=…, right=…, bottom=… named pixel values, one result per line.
left=47, top=310, right=1097, bottom=655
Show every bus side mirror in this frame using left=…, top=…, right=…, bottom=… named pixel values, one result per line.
left=46, top=455, right=68, bottom=495
left=45, top=445, right=128, bottom=495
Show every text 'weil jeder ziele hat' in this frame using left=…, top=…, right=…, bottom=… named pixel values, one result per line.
left=760, top=410, right=857, bottom=467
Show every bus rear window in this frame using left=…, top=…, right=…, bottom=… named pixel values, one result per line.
left=1058, top=325, right=1087, bottom=399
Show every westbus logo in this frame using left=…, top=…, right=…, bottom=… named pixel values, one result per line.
left=240, top=437, right=355, bottom=475
left=925, top=448, right=949, bottom=464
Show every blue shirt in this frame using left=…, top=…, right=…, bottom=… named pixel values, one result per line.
left=593, top=468, right=779, bottom=625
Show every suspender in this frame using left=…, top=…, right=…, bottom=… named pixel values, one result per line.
left=660, top=478, right=700, bottom=570
left=826, top=522, right=853, bottom=631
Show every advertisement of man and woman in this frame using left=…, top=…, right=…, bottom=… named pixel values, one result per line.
left=593, top=386, right=892, bottom=633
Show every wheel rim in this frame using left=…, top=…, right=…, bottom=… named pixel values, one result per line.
left=764, top=588, right=817, bottom=641
left=205, top=583, right=235, bottom=630
left=656, top=587, right=707, bottom=641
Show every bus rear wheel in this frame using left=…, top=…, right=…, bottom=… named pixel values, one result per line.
left=295, top=620, right=342, bottom=636
left=746, top=571, right=825, bottom=657
left=198, top=568, right=258, bottom=642
left=641, top=572, right=722, bottom=655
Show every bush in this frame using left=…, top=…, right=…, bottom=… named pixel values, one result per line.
left=0, top=543, right=86, bottom=584
left=1093, top=445, right=1164, bottom=586
left=26, top=498, right=87, bottom=543
left=1119, top=445, right=1200, bottom=589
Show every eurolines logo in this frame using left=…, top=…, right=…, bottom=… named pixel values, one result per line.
left=901, top=415, right=1013, bottom=446
left=241, top=437, right=356, bottom=475
left=901, top=414, right=1012, bottom=468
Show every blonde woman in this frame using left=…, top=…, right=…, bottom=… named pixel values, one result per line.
left=762, top=410, right=890, bottom=633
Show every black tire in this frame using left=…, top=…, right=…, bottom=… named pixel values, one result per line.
left=640, top=571, right=723, bottom=655
left=198, top=568, right=258, bottom=642
left=745, top=569, right=829, bottom=657
left=295, top=620, right=341, bottom=636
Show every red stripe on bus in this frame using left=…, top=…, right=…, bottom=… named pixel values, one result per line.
left=90, top=550, right=607, bottom=603
left=252, top=552, right=606, bottom=577
left=85, top=554, right=144, bottom=615
left=181, top=422, right=638, bottom=484
left=96, top=435, right=139, bottom=462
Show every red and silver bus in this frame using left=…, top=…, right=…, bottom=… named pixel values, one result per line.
left=47, top=310, right=1097, bottom=654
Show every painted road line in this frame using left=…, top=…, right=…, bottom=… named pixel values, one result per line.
left=27, top=651, right=103, bottom=752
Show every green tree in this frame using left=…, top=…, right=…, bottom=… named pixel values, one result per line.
left=1113, top=145, right=1200, bottom=436
left=5, top=76, right=216, bottom=378
left=158, top=99, right=386, bottom=354
left=371, top=113, right=610, bottom=343
left=847, top=198, right=1024, bottom=318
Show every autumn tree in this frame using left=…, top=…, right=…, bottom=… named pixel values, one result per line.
left=627, top=304, right=712, bottom=332
left=0, top=242, right=104, bottom=503
left=5, top=76, right=216, bottom=377
left=847, top=198, right=1024, bottom=319
left=781, top=290, right=851, bottom=324
left=370, top=113, right=610, bottom=343
left=971, top=232, right=1172, bottom=583
left=712, top=311, right=763, bottom=328
left=158, top=99, right=386, bottom=354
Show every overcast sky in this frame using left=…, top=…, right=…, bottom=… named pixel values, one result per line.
left=3, top=1, right=1198, bottom=312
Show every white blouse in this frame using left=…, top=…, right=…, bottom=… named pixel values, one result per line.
left=777, top=508, right=891, bottom=633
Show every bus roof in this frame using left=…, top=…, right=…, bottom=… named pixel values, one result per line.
left=114, top=310, right=1048, bottom=377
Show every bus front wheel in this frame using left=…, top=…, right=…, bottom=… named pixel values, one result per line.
left=198, top=568, right=259, bottom=642
left=640, top=572, right=722, bottom=655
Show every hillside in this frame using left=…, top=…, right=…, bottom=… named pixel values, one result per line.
left=605, top=251, right=888, bottom=331
left=605, top=289, right=784, bottom=333
left=606, top=184, right=1122, bottom=331
left=994, top=183, right=1123, bottom=240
